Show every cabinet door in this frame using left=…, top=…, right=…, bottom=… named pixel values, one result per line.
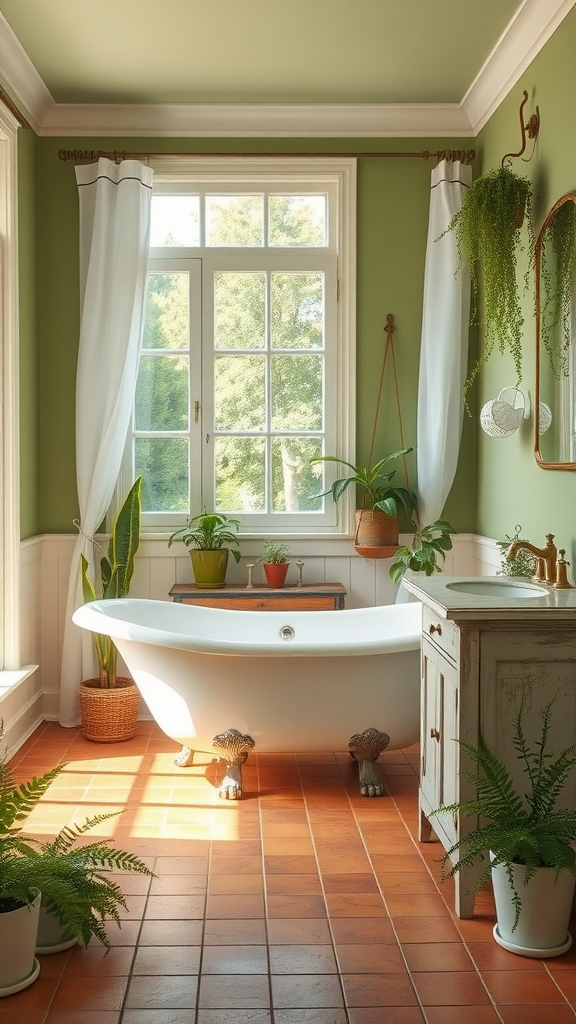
left=420, top=637, right=459, bottom=849
left=480, top=629, right=576, bottom=809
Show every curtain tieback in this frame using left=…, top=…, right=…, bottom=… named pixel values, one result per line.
left=73, top=519, right=101, bottom=553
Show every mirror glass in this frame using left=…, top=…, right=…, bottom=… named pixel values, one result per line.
left=535, top=192, right=576, bottom=469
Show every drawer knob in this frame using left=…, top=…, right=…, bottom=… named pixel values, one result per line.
left=430, top=728, right=440, bottom=742
left=429, top=623, right=442, bottom=636
left=257, top=600, right=265, bottom=609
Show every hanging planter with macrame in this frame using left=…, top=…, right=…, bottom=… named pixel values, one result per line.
left=310, top=314, right=417, bottom=558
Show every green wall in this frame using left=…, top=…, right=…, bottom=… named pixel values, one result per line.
left=29, top=135, right=477, bottom=535
left=475, top=6, right=576, bottom=556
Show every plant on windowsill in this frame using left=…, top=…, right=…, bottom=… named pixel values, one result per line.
left=0, top=721, right=154, bottom=996
left=78, top=476, right=142, bottom=742
left=431, top=698, right=576, bottom=958
left=310, top=449, right=417, bottom=558
left=440, top=164, right=535, bottom=412
left=258, top=540, right=290, bottom=588
left=389, top=520, right=456, bottom=583
left=168, top=510, right=242, bottom=589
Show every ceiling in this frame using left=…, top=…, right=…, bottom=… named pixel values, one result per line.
left=0, top=0, right=573, bottom=137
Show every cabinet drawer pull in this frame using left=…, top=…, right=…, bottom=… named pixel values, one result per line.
left=429, top=623, right=442, bottom=636
left=430, top=728, right=440, bottom=742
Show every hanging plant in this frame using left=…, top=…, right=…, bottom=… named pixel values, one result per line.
left=441, top=165, right=535, bottom=412
left=538, top=196, right=576, bottom=380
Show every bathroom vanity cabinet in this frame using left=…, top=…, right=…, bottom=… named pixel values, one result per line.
left=402, top=574, right=576, bottom=918
left=169, top=582, right=346, bottom=610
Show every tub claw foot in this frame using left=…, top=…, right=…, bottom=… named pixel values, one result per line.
left=213, top=729, right=255, bottom=800
left=174, top=746, right=194, bottom=767
left=349, top=728, right=390, bottom=797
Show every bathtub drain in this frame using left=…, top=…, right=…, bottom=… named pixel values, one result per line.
left=279, top=625, right=295, bottom=641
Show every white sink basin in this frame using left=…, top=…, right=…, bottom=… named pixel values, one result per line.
left=445, top=579, right=549, bottom=599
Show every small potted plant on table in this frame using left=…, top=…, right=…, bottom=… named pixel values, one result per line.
left=169, top=510, right=242, bottom=589
left=432, top=698, right=576, bottom=958
left=259, top=541, right=290, bottom=588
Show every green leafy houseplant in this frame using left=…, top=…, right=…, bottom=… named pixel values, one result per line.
left=80, top=476, right=142, bottom=688
left=310, top=448, right=417, bottom=519
left=442, top=165, right=535, bottom=411
left=168, top=510, right=242, bottom=561
left=431, top=698, right=576, bottom=934
left=389, top=520, right=455, bottom=582
left=168, top=510, right=242, bottom=589
left=0, top=722, right=154, bottom=949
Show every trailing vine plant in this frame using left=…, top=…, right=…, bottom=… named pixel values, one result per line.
left=441, top=165, right=535, bottom=413
left=538, top=196, right=576, bottom=380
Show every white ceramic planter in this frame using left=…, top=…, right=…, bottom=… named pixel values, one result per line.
left=36, top=905, right=77, bottom=954
left=491, top=858, right=575, bottom=958
left=0, top=890, right=41, bottom=996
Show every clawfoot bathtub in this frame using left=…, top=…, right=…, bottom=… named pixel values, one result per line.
left=73, top=598, right=422, bottom=799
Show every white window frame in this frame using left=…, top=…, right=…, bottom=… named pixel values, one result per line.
left=132, top=156, right=356, bottom=538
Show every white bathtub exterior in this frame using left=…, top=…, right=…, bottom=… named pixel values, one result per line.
left=73, top=598, right=423, bottom=755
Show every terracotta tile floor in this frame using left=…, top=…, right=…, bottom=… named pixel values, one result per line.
left=4, top=719, right=576, bottom=1023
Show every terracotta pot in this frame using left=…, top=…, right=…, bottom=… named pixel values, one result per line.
left=190, top=549, right=229, bottom=589
left=263, top=562, right=290, bottom=588
left=79, top=677, right=140, bottom=743
left=353, top=509, right=399, bottom=558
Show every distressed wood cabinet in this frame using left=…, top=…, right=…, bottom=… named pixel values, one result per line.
left=169, top=582, right=346, bottom=611
left=402, top=574, right=576, bottom=918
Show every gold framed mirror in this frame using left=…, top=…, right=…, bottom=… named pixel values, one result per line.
left=535, top=192, right=576, bottom=469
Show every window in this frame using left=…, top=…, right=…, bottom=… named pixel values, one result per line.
left=127, top=158, right=355, bottom=536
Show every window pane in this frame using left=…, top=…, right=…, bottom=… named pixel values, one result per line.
left=136, top=437, right=189, bottom=512
left=144, top=272, right=189, bottom=350
left=215, top=436, right=266, bottom=512
left=271, top=354, right=323, bottom=431
left=271, top=273, right=324, bottom=350
left=269, top=195, right=327, bottom=246
left=135, top=354, right=189, bottom=431
left=206, top=195, right=264, bottom=246
left=215, top=355, right=265, bottom=430
left=150, top=196, right=200, bottom=246
left=214, top=272, right=266, bottom=350
left=272, top=437, right=323, bottom=511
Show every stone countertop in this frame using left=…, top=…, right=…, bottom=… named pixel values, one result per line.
left=400, top=572, right=576, bottom=622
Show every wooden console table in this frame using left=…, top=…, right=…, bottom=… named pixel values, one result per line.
left=169, top=582, right=346, bottom=611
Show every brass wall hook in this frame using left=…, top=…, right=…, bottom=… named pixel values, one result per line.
left=501, top=90, right=540, bottom=167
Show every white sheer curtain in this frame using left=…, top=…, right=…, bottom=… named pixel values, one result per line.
left=417, top=159, right=471, bottom=528
left=59, top=158, right=153, bottom=727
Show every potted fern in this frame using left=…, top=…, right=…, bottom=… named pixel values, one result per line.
left=310, top=448, right=417, bottom=557
left=432, top=698, right=576, bottom=958
left=0, top=722, right=154, bottom=995
left=79, top=476, right=143, bottom=742
left=442, top=165, right=534, bottom=411
left=168, top=510, right=241, bottom=588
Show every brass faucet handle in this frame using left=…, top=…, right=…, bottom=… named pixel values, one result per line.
left=545, top=533, right=556, bottom=547
left=555, top=550, right=573, bottom=590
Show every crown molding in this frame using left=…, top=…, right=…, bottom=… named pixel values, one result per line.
left=0, top=0, right=573, bottom=139
left=39, top=101, right=474, bottom=138
left=463, top=0, right=576, bottom=133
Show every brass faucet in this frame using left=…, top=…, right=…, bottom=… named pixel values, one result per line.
left=506, top=533, right=557, bottom=585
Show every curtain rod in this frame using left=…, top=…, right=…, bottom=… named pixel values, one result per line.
left=58, top=147, right=475, bottom=164
left=0, top=87, right=30, bottom=129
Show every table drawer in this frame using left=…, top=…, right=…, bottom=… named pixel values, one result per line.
left=180, top=595, right=337, bottom=611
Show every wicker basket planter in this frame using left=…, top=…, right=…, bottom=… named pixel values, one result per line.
left=79, top=677, right=140, bottom=743
left=354, top=509, right=399, bottom=558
